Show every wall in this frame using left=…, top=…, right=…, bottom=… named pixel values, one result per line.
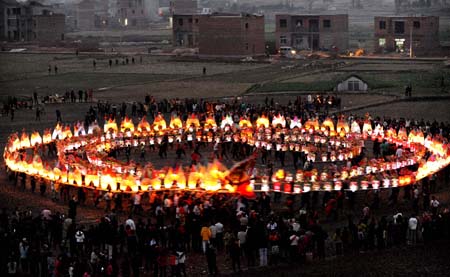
left=34, top=14, right=65, bottom=42
left=198, top=14, right=265, bottom=57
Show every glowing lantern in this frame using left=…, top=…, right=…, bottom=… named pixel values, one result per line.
left=256, top=116, right=269, bottom=129
left=272, top=114, right=286, bottom=128
left=153, top=114, right=167, bottom=131
left=120, top=116, right=135, bottom=133
left=220, top=115, right=234, bottom=129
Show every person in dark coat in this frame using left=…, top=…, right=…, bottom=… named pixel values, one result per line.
left=205, top=244, right=218, bottom=275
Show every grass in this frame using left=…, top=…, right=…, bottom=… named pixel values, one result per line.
left=0, top=72, right=182, bottom=97
left=248, top=69, right=450, bottom=93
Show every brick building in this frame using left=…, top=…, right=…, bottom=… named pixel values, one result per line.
left=117, top=0, right=149, bottom=27
left=275, top=14, right=348, bottom=52
left=0, top=0, right=21, bottom=41
left=75, top=0, right=94, bottom=30
left=32, top=12, right=65, bottom=42
left=374, top=16, right=440, bottom=55
left=0, top=0, right=65, bottom=42
left=172, top=13, right=201, bottom=47
left=173, top=13, right=265, bottom=57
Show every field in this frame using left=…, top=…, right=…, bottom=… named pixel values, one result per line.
left=1, top=53, right=450, bottom=147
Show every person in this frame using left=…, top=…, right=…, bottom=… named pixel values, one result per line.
left=35, top=107, right=41, bottom=121
left=201, top=224, right=211, bottom=254
left=430, top=196, right=440, bottom=215
left=68, top=195, right=78, bottom=220
left=7, top=256, right=17, bottom=276
left=176, top=248, right=187, bottom=276
left=104, top=190, right=113, bottom=212
left=19, top=238, right=29, bottom=273
left=56, top=109, right=62, bottom=122
left=205, top=244, right=217, bottom=275
left=75, top=227, right=85, bottom=254
left=215, top=221, right=224, bottom=251
left=229, top=238, right=241, bottom=272
left=408, top=215, right=418, bottom=245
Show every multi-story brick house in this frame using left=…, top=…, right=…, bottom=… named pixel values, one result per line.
left=0, top=0, right=65, bottom=42
left=275, top=14, right=349, bottom=52
left=173, top=12, right=265, bottom=58
left=374, top=16, right=440, bottom=55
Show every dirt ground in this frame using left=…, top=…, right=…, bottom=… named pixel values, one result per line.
left=1, top=52, right=450, bottom=275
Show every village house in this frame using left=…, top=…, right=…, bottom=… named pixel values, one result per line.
left=172, top=12, right=265, bottom=58
left=374, top=16, right=440, bottom=55
left=275, top=14, right=349, bottom=53
left=0, top=0, right=65, bottom=42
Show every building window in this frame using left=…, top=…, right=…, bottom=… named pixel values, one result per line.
left=348, top=80, right=360, bottom=91
left=279, top=19, right=287, bottom=28
left=178, top=18, right=183, bottom=26
left=394, top=21, right=405, bottom=34
left=378, top=38, right=386, bottom=47
left=7, top=8, right=10, bottom=15
left=245, top=23, right=249, bottom=29
left=188, top=18, right=193, bottom=23
left=195, top=18, right=199, bottom=23
left=132, top=10, right=135, bottom=14
left=323, top=19, right=331, bottom=28
left=413, top=21, right=420, bottom=29
left=379, top=21, right=386, bottom=29
left=280, top=35, right=287, bottom=44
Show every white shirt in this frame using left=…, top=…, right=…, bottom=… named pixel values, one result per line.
left=215, top=222, right=224, bottom=234
left=237, top=231, right=247, bottom=244
left=267, top=222, right=278, bottom=231
left=209, top=225, right=217, bottom=239
left=75, top=231, right=85, bottom=243
left=431, top=199, right=440, bottom=208
left=41, top=209, right=52, bottom=220
left=290, top=235, right=299, bottom=246
left=133, top=194, right=141, bottom=205
left=408, top=217, right=418, bottom=230
left=125, top=218, right=136, bottom=230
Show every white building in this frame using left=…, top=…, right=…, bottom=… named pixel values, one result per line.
left=336, top=75, right=368, bottom=92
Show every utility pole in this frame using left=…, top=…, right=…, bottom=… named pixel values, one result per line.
left=409, top=22, right=413, bottom=58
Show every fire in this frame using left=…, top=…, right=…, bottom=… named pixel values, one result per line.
left=153, top=114, right=167, bottom=131
left=120, top=116, right=135, bottom=133
left=290, top=116, right=302, bottom=129
left=336, top=119, right=349, bottom=134
left=186, top=114, right=200, bottom=129
left=304, top=118, right=319, bottom=131
left=52, top=123, right=63, bottom=140
left=239, top=118, right=252, bottom=129
left=137, top=117, right=151, bottom=132
left=256, top=115, right=269, bottom=128
left=168, top=116, right=182, bottom=129
left=272, top=114, right=286, bottom=128
left=103, top=118, right=118, bottom=134
left=220, top=115, right=234, bottom=129
left=322, top=118, right=335, bottom=132
left=204, top=116, right=217, bottom=129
